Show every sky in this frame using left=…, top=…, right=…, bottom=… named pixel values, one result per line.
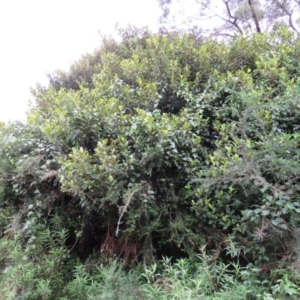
left=0, top=0, right=160, bottom=122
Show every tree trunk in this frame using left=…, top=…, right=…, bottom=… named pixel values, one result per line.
left=248, top=0, right=261, bottom=33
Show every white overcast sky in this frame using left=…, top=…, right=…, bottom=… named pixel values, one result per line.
left=0, top=0, right=160, bottom=122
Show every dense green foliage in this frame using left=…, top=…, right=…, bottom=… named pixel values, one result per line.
left=1, top=26, right=300, bottom=298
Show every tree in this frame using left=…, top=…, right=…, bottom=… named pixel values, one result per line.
left=1, top=26, right=300, bottom=298
left=159, top=0, right=300, bottom=37
left=26, top=26, right=300, bottom=265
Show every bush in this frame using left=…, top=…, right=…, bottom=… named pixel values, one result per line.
left=1, top=26, right=300, bottom=298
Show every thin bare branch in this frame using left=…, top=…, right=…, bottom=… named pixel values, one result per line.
left=274, top=0, right=299, bottom=33
left=248, top=0, right=262, bottom=32
left=223, top=0, right=245, bottom=35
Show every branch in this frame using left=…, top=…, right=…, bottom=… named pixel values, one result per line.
left=223, top=0, right=244, bottom=35
left=115, top=187, right=140, bottom=237
left=201, top=0, right=244, bottom=36
left=248, top=0, right=261, bottom=33
left=274, top=0, right=299, bottom=33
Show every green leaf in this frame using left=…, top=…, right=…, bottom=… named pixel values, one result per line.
left=261, top=210, right=270, bottom=216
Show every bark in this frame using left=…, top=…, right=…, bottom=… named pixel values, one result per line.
left=248, top=0, right=262, bottom=33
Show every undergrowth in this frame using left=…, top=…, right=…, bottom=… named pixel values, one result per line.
left=0, top=222, right=299, bottom=300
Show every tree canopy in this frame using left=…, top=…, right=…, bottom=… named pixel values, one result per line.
left=1, top=25, right=300, bottom=298
left=159, top=0, right=300, bottom=37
